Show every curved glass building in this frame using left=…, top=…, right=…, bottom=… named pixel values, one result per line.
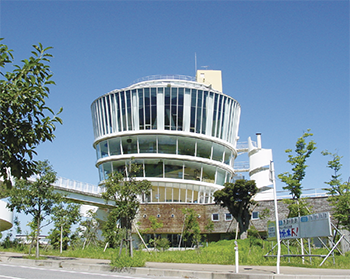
left=91, top=70, right=242, bottom=204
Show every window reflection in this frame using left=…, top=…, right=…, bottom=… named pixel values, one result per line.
left=178, top=137, right=195, bottom=156
left=139, top=135, right=156, bottom=153
left=216, top=168, right=226, bottom=185
left=145, top=161, right=163, bottom=178
left=165, top=162, right=183, bottom=179
left=197, top=140, right=211, bottom=159
left=109, top=138, right=121, bottom=155
left=212, top=142, right=224, bottom=162
left=100, top=141, right=108, bottom=158
left=122, top=137, right=137, bottom=154
left=158, top=135, right=176, bottom=154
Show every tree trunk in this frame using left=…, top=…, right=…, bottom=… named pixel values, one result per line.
left=36, top=218, right=40, bottom=259
left=60, top=225, right=63, bottom=254
left=129, top=230, right=133, bottom=258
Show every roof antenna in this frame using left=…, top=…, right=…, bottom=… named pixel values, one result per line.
left=195, top=52, right=197, bottom=74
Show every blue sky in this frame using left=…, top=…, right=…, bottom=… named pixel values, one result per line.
left=1, top=0, right=349, bottom=197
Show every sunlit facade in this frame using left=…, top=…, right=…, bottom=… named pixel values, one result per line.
left=91, top=71, right=243, bottom=204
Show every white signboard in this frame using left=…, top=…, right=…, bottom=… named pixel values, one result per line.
left=267, top=212, right=332, bottom=240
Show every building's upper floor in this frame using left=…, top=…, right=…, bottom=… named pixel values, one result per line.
left=91, top=71, right=241, bottom=147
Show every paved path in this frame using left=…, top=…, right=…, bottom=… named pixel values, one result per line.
left=1, top=252, right=350, bottom=279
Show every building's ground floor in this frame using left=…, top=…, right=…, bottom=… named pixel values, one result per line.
left=132, top=196, right=335, bottom=248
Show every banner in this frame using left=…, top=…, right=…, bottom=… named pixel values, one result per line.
left=267, top=212, right=332, bottom=240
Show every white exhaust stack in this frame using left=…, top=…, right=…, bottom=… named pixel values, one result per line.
left=256, top=133, right=262, bottom=149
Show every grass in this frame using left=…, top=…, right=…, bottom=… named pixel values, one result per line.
left=2, top=238, right=350, bottom=269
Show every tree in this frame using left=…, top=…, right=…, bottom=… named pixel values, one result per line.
left=7, top=160, right=63, bottom=258
left=101, top=162, right=152, bottom=257
left=214, top=179, right=258, bottom=239
left=79, top=209, right=101, bottom=249
left=144, top=215, right=163, bottom=250
left=322, top=150, right=350, bottom=231
left=278, top=129, right=316, bottom=200
left=278, top=129, right=316, bottom=218
left=180, top=208, right=201, bottom=248
left=49, top=202, right=81, bottom=253
left=0, top=39, right=62, bottom=193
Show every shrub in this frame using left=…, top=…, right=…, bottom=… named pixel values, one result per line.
left=111, top=253, right=146, bottom=271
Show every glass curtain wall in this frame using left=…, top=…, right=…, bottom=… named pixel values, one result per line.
left=96, top=135, right=233, bottom=166
left=98, top=159, right=230, bottom=186
left=91, top=85, right=240, bottom=144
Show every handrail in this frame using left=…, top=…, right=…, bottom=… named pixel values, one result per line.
left=55, top=177, right=102, bottom=195
left=131, top=75, right=196, bottom=85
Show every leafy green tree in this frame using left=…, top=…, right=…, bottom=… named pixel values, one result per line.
left=278, top=129, right=316, bottom=218
left=7, top=160, right=63, bottom=258
left=283, top=198, right=312, bottom=218
left=278, top=129, right=316, bottom=200
left=49, top=202, right=81, bottom=253
left=0, top=39, right=62, bottom=193
left=322, top=150, right=350, bottom=231
left=144, top=215, right=163, bottom=250
left=214, top=179, right=258, bottom=239
left=101, top=162, right=152, bottom=257
left=79, top=209, right=101, bottom=249
left=181, top=208, right=201, bottom=248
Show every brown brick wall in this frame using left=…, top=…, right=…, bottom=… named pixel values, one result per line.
left=134, top=197, right=334, bottom=235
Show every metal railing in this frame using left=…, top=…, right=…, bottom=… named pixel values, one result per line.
left=55, top=177, right=102, bottom=195
left=131, top=75, right=196, bottom=85
left=276, top=188, right=328, bottom=199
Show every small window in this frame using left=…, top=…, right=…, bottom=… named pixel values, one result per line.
left=252, top=212, right=259, bottom=220
left=212, top=213, right=219, bottom=221
left=225, top=213, right=233, bottom=221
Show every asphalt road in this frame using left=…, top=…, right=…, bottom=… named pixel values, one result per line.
left=0, top=263, right=181, bottom=279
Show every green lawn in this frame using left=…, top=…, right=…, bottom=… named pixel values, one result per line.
left=2, top=238, right=350, bottom=269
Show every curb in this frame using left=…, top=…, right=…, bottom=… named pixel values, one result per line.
left=1, top=256, right=350, bottom=279
left=0, top=256, right=113, bottom=272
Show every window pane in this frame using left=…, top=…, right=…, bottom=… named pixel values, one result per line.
left=96, top=142, right=101, bottom=159
left=100, top=140, right=108, bottom=157
left=109, top=138, right=121, bottom=155
left=212, top=93, right=218, bottom=136
left=216, top=169, right=225, bottom=185
left=151, top=88, right=157, bottom=129
left=164, top=87, right=170, bottom=130
left=184, top=162, right=201, bottom=181
left=202, top=164, right=215, bottom=183
left=196, top=90, right=202, bottom=133
left=126, top=90, right=132, bottom=130
left=120, top=91, right=127, bottom=131
left=165, top=163, right=183, bottom=179
left=103, top=162, right=112, bottom=180
left=178, top=88, right=184, bottom=131
left=190, top=89, right=196, bottom=132
left=112, top=161, right=126, bottom=175
left=145, top=161, right=163, bottom=178
left=139, top=135, right=156, bottom=153
left=197, top=139, right=211, bottom=159
left=224, top=148, right=231, bottom=165
left=122, top=136, right=137, bottom=154
left=138, top=89, right=144, bottom=130
left=212, top=142, right=224, bottom=162
left=158, top=135, right=176, bottom=154
left=178, top=137, right=195, bottom=156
